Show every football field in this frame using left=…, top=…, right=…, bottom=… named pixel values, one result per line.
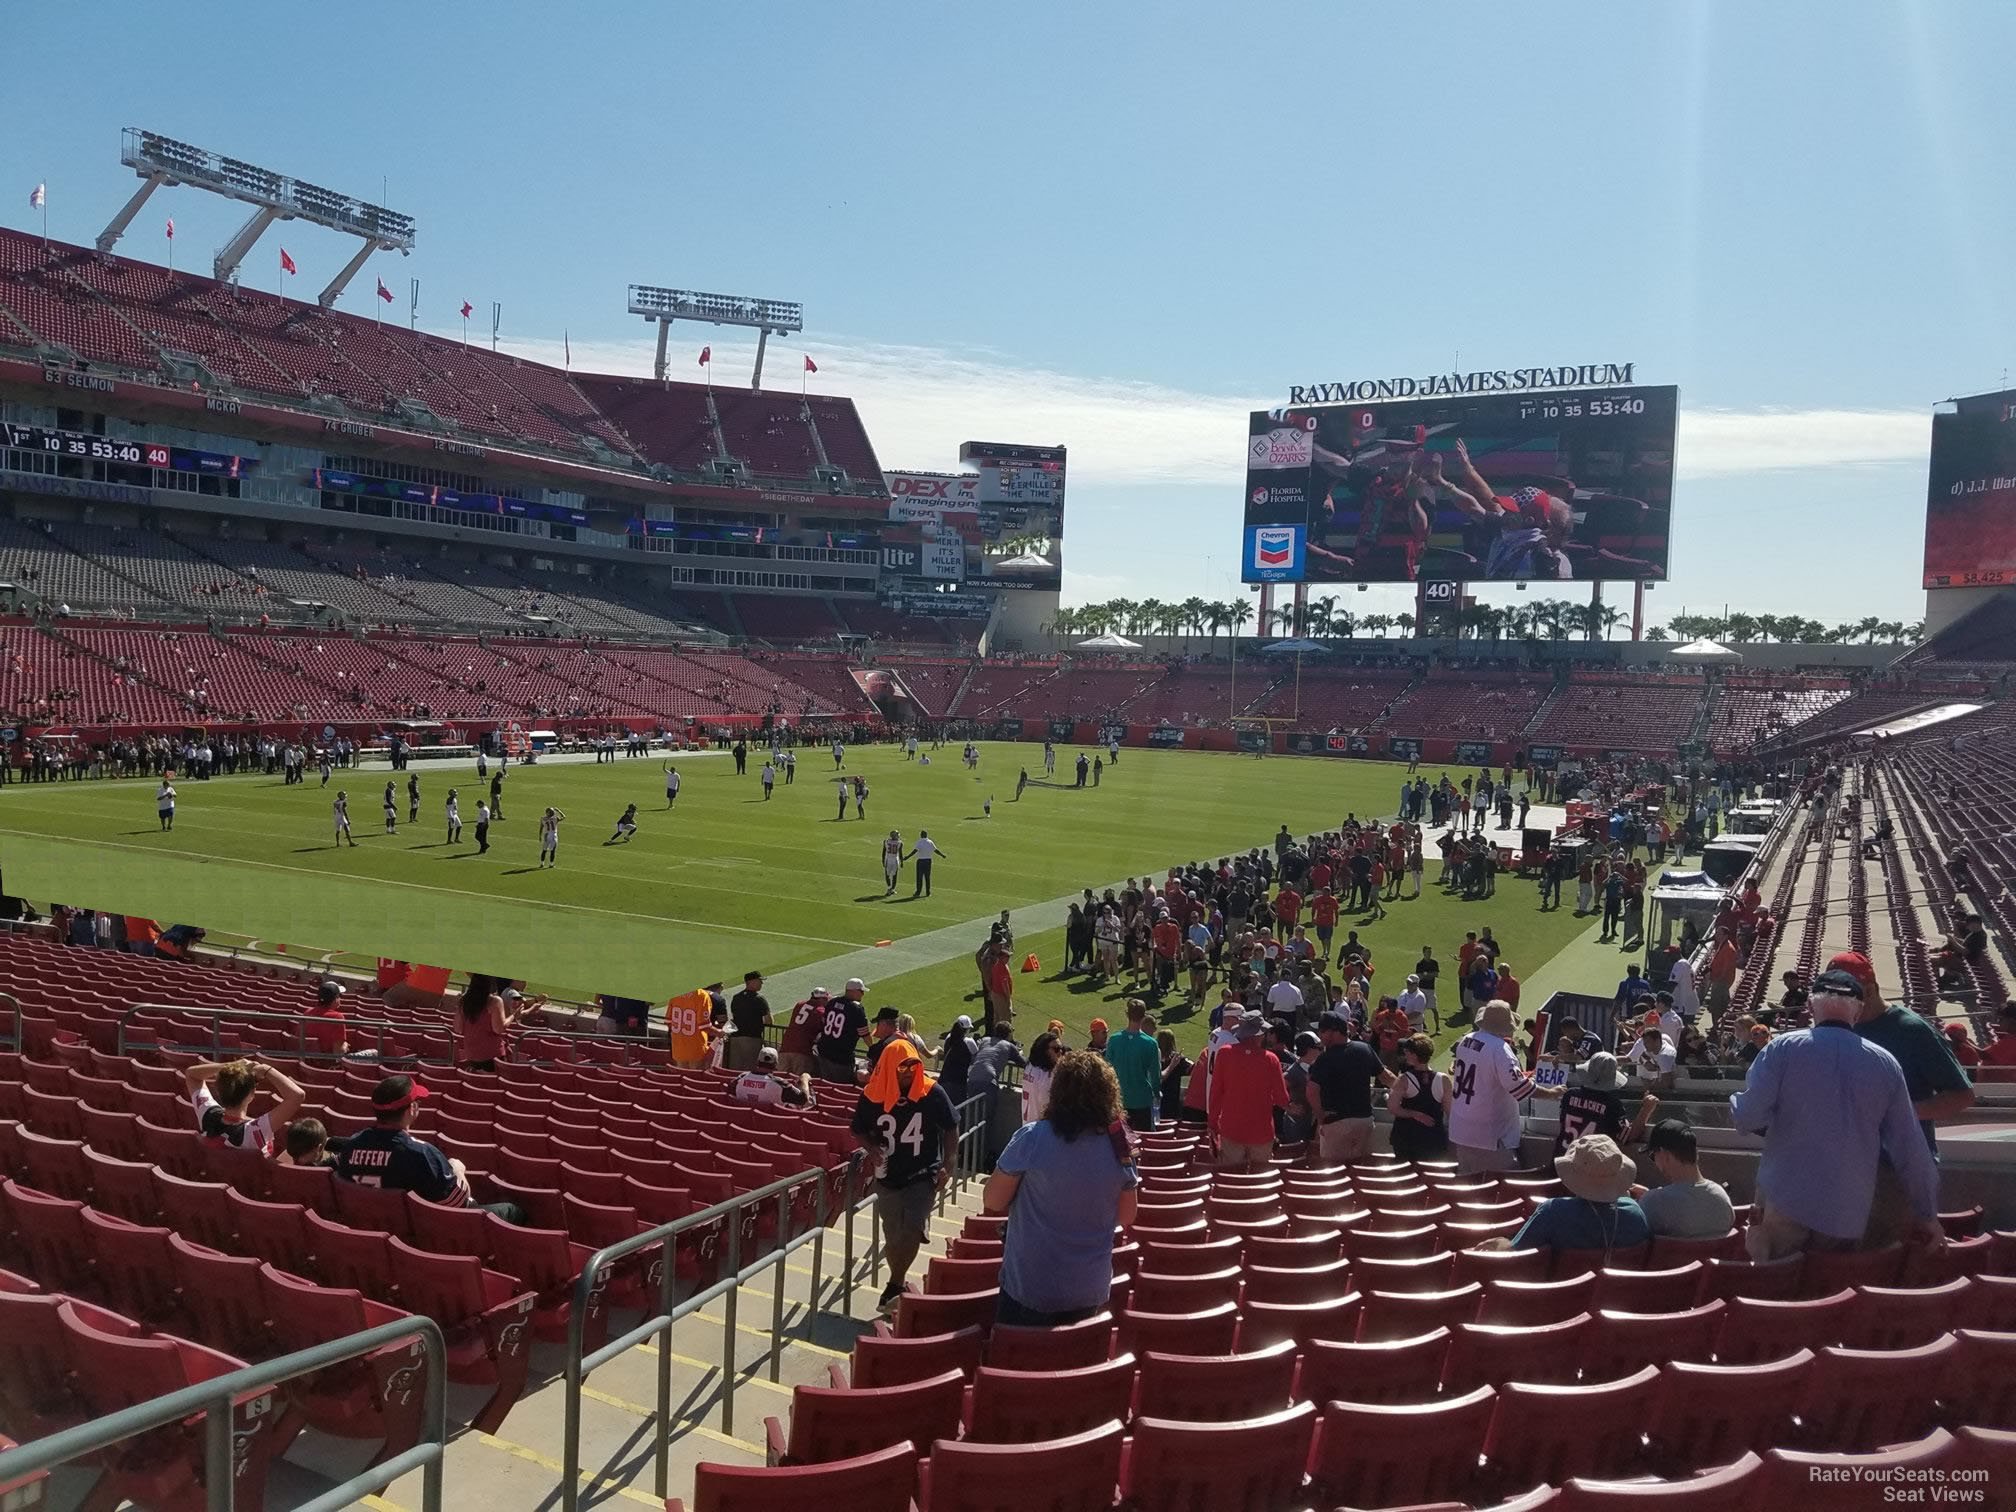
left=0, top=743, right=1602, bottom=1050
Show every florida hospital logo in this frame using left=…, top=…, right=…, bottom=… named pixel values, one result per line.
left=1254, top=527, right=1296, bottom=568
left=1251, top=486, right=1269, bottom=507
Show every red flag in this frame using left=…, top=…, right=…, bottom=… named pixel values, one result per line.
left=376, top=278, right=393, bottom=303
left=279, top=248, right=297, bottom=275
left=803, top=355, right=817, bottom=374
left=459, top=301, right=473, bottom=319
left=164, top=218, right=175, bottom=240
left=698, top=345, right=711, bottom=366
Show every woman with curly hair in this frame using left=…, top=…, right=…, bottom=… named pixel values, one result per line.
left=984, top=1050, right=1140, bottom=1326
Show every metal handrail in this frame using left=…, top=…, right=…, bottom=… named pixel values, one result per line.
left=0, top=1315, right=448, bottom=1512
left=115, top=1002, right=652, bottom=1066
left=0, top=989, right=21, bottom=1050
left=558, top=1088, right=994, bottom=1511
left=560, top=1158, right=862, bottom=1511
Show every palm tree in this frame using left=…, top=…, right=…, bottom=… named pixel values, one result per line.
left=1597, top=603, right=1625, bottom=640
left=1227, top=598, right=1255, bottom=641
left=1723, top=613, right=1759, bottom=644
left=1853, top=615, right=1883, bottom=644
left=1270, top=605, right=1300, bottom=636
left=1645, top=625, right=1670, bottom=641
left=1304, top=599, right=1333, bottom=638
left=1331, top=608, right=1357, bottom=639
left=1902, top=620, right=1924, bottom=643
left=1179, top=597, right=1209, bottom=651
left=1393, top=612, right=1415, bottom=636
left=1202, top=601, right=1230, bottom=649
left=1361, top=612, right=1392, bottom=637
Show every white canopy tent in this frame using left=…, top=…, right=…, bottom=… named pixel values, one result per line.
left=1076, top=632, right=1143, bottom=650
left=1670, top=638, right=1742, bottom=662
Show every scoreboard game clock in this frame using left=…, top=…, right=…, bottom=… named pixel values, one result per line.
left=2, top=424, right=150, bottom=467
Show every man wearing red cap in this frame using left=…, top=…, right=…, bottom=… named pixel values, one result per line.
left=336, top=1074, right=525, bottom=1223
left=1829, top=949, right=1975, bottom=1243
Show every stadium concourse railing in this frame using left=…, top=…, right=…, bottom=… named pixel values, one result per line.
left=0, top=1315, right=449, bottom=1512
left=557, top=1087, right=995, bottom=1512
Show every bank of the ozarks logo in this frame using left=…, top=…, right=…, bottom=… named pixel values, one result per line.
left=1254, top=527, right=1296, bottom=568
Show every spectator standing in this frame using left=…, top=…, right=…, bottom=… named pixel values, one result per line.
left=1729, top=968, right=1945, bottom=1261
left=1307, top=1011, right=1389, bottom=1164
left=1023, top=1032, right=1064, bottom=1122
left=725, top=970, right=771, bottom=1072
left=777, top=987, right=827, bottom=1078
left=1207, top=1012, right=1288, bottom=1170
left=984, top=1051, right=1140, bottom=1326
left=1413, top=947, right=1440, bottom=1022
left=1399, top=974, right=1432, bottom=1035
left=458, top=975, right=526, bottom=1072
left=1105, top=1000, right=1164, bottom=1131
left=850, top=1040, right=958, bottom=1311
left=937, top=1015, right=976, bottom=1104
left=1552, top=1051, right=1657, bottom=1164
left=1449, top=1000, right=1564, bottom=1174
left=812, top=979, right=870, bottom=1084
left=1386, top=1034, right=1450, bottom=1161
left=1637, top=1119, right=1734, bottom=1239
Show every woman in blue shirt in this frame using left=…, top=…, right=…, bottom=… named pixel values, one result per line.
left=1511, top=1134, right=1650, bottom=1259
left=983, top=1051, right=1140, bottom=1327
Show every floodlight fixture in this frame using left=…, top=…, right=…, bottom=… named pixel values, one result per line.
left=628, top=283, right=804, bottom=387
left=98, top=128, right=416, bottom=307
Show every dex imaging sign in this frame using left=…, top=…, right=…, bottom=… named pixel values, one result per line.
left=1245, top=524, right=1305, bottom=582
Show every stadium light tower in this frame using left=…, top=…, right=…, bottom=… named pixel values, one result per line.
left=96, top=129, right=416, bottom=308
left=628, top=284, right=804, bottom=389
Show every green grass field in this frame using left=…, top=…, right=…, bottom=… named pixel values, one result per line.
left=0, top=744, right=1604, bottom=1051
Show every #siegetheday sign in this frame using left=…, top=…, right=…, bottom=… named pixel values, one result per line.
left=1286, top=363, right=1635, bottom=407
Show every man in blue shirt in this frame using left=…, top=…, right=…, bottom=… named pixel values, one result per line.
left=1510, top=1134, right=1650, bottom=1257
left=1730, top=969, right=1945, bottom=1261
left=336, top=1075, right=527, bottom=1223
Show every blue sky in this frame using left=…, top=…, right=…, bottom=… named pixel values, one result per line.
left=9, top=1, right=2012, bottom=627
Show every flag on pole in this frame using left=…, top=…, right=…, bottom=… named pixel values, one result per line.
left=28, top=184, right=44, bottom=210
left=564, top=331, right=571, bottom=368
left=459, top=301, right=473, bottom=319
left=164, top=218, right=175, bottom=240
left=698, top=346, right=711, bottom=367
left=803, top=355, right=817, bottom=374
left=375, top=279, right=394, bottom=303
left=279, top=248, right=297, bottom=275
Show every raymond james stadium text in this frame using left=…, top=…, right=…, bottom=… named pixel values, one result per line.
left=1287, top=363, right=1636, bottom=405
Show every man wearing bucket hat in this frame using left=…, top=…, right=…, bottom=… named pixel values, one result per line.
left=1508, top=1134, right=1651, bottom=1256
left=1448, top=999, right=1565, bottom=1175
left=1730, top=966, right=1945, bottom=1262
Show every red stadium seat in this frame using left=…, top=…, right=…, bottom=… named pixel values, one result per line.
left=1133, top=1339, right=1297, bottom=1421
left=1754, top=1429, right=1957, bottom=1511
left=1127, top=1266, right=1241, bottom=1313
left=1647, top=1350, right=1814, bottom=1475
left=57, top=1298, right=279, bottom=1512
left=895, top=1288, right=999, bottom=1339
left=1702, top=1255, right=1804, bottom=1302
left=80, top=1146, right=160, bottom=1224
left=1120, top=1401, right=1316, bottom=1512
left=766, top=1368, right=964, bottom=1466
left=963, top=1354, right=1136, bottom=1445
left=259, top=1265, right=427, bottom=1459
left=165, top=1233, right=273, bottom=1362
left=918, top=1420, right=1123, bottom=1512
left=152, top=1170, right=240, bottom=1251
left=1720, top=1288, right=1860, bottom=1363
left=1797, top=1336, right=1956, bottom=1452
left=985, top=1313, right=1113, bottom=1371
left=1950, top=1328, right=2016, bottom=1430
left=1481, top=1272, right=1599, bottom=1326
left=0, top=1288, right=130, bottom=1437
left=842, top=1326, right=986, bottom=1389
left=1801, top=1243, right=1904, bottom=1297
left=1307, top=1386, right=1495, bottom=1508
left=383, top=1237, right=534, bottom=1433
left=1295, top=1328, right=1451, bottom=1407
left=1444, top=1314, right=1592, bottom=1391
left=1590, top=1261, right=1705, bottom=1313
left=224, top=1189, right=319, bottom=1275
left=1842, top=1277, right=1970, bottom=1350
left=1239, top=1257, right=1354, bottom=1306
left=1580, top=1301, right=1725, bottom=1379
left=924, top=1255, right=1004, bottom=1296
left=1360, top=1282, right=1483, bottom=1341
left=5, top=1177, right=95, bottom=1292
left=1116, top=1302, right=1240, bottom=1357
left=1554, top=1451, right=1763, bottom=1508
left=671, top=1442, right=918, bottom=1512
left=1238, top=1293, right=1364, bottom=1349
left=80, top=1208, right=184, bottom=1326
left=1481, top=1364, right=1660, bottom=1495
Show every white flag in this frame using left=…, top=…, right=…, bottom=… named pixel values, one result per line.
left=28, top=184, right=45, bottom=210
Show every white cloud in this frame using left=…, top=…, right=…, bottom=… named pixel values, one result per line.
left=498, top=327, right=1931, bottom=489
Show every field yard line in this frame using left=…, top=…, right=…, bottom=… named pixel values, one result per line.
left=0, top=828, right=865, bottom=950
left=761, top=878, right=1127, bottom=1001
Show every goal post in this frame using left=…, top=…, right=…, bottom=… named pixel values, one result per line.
left=1230, top=716, right=1288, bottom=756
